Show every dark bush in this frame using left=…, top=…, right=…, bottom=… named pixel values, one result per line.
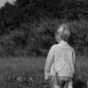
left=0, top=0, right=88, bottom=56
left=0, top=19, right=88, bottom=56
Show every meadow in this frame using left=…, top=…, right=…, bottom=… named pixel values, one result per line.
left=0, top=56, right=87, bottom=88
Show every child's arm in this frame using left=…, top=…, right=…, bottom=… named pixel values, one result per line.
left=72, top=49, right=76, bottom=67
left=44, top=45, right=55, bottom=80
left=72, top=48, right=76, bottom=76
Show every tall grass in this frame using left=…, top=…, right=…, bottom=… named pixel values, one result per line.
left=0, top=56, right=87, bottom=88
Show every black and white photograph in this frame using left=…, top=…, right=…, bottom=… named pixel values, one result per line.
left=0, top=0, right=87, bottom=88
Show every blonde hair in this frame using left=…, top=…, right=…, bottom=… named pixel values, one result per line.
left=55, top=23, right=70, bottom=41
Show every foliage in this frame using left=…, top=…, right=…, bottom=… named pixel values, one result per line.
left=69, top=20, right=88, bottom=55
left=0, top=0, right=88, bottom=56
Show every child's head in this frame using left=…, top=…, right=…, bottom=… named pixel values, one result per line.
left=55, top=23, right=70, bottom=42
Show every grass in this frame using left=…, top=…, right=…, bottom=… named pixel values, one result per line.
left=0, top=56, right=87, bottom=88
left=0, top=57, right=45, bottom=72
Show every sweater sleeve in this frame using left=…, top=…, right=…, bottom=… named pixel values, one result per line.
left=72, top=48, right=76, bottom=67
left=44, top=45, right=56, bottom=73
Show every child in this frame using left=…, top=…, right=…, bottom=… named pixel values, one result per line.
left=44, top=23, right=76, bottom=88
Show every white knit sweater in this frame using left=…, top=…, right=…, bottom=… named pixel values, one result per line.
left=45, top=40, right=75, bottom=77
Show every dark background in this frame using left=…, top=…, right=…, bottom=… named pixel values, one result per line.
left=0, top=0, right=88, bottom=57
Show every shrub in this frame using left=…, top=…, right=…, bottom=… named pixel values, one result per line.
left=0, top=19, right=88, bottom=56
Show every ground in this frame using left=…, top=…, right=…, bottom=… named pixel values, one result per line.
left=0, top=56, right=87, bottom=88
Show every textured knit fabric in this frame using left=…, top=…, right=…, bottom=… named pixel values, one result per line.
left=44, top=40, right=75, bottom=78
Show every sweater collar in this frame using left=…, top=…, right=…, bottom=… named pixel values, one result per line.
left=58, top=40, right=69, bottom=47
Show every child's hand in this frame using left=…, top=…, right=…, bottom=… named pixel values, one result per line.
left=45, top=72, right=50, bottom=80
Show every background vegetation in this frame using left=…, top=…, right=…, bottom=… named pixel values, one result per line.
left=0, top=0, right=88, bottom=56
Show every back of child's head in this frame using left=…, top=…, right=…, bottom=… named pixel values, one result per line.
left=55, top=23, right=70, bottom=42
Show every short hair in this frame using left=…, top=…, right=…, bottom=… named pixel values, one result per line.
left=55, top=23, right=70, bottom=41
